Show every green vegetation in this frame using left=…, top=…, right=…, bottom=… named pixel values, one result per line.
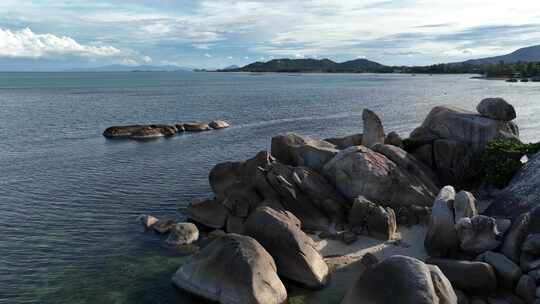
left=402, top=61, right=540, bottom=78
left=481, top=138, right=540, bottom=188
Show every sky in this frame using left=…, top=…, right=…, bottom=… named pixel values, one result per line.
left=2, top=0, right=540, bottom=71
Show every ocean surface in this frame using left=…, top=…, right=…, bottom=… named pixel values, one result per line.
left=1, top=72, right=539, bottom=304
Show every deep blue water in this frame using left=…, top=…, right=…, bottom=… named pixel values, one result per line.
left=1, top=72, right=539, bottom=304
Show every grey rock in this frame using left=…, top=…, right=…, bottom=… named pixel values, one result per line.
left=209, top=120, right=230, bottom=129
left=325, top=133, right=363, bottom=149
left=411, top=143, right=435, bottom=168
left=454, top=191, right=478, bottom=223
left=455, top=215, right=501, bottom=254
left=497, top=219, right=513, bottom=236
left=323, top=145, right=437, bottom=208
left=515, top=275, right=536, bottom=304
left=522, top=234, right=540, bottom=255
left=425, top=186, right=459, bottom=258
left=187, top=199, right=228, bottom=229
left=341, top=231, right=358, bottom=245
left=342, top=255, right=457, bottom=304
left=103, top=124, right=177, bottom=139
left=536, top=286, right=540, bottom=298
left=225, top=216, right=245, bottom=234
left=385, top=131, right=404, bottom=148
left=152, top=218, right=176, bottom=234
left=477, top=98, right=517, bottom=121
left=271, top=132, right=338, bottom=171
left=360, top=252, right=379, bottom=269
left=182, top=122, right=211, bottom=132
left=455, top=289, right=470, bottom=304
left=245, top=207, right=329, bottom=288
left=480, top=251, right=522, bottom=289
left=470, top=299, right=488, bottom=304
left=138, top=214, right=158, bottom=229
left=528, top=268, right=540, bottom=282
left=348, top=196, right=396, bottom=240
left=501, top=213, right=530, bottom=263
left=427, top=258, right=497, bottom=295
left=171, top=234, right=287, bottom=304
left=166, top=223, right=199, bottom=245
left=362, top=109, right=386, bottom=148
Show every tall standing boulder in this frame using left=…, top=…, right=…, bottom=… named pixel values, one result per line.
left=271, top=133, right=338, bottom=172
left=244, top=207, right=329, bottom=289
left=476, top=98, right=516, bottom=121
left=362, top=109, right=385, bottom=148
left=342, top=255, right=457, bottom=304
left=454, top=191, right=478, bottom=223
left=500, top=213, right=530, bottom=263
left=323, top=145, right=437, bottom=208
left=425, top=186, right=459, bottom=258
left=172, top=234, right=287, bottom=304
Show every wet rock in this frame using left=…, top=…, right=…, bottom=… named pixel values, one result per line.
left=455, top=215, right=501, bottom=254
left=271, top=132, right=338, bottom=171
left=427, top=258, right=497, bottom=295
left=501, top=213, right=530, bottom=263
left=166, top=223, right=199, bottom=245
left=323, top=145, right=437, bottom=208
left=324, top=133, right=363, bottom=149
left=425, top=186, right=459, bottom=258
left=362, top=109, right=386, bottom=148
left=244, top=207, right=329, bottom=288
left=342, top=255, right=457, bottom=304
left=454, top=191, right=478, bottom=223
left=515, top=275, right=536, bottom=304
left=522, top=234, right=540, bottom=255
left=182, top=122, right=211, bottom=132
left=480, top=251, right=522, bottom=289
left=186, top=199, right=228, bottom=229
left=477, top=98, right=516, bottom=121
left=385, top=131, right=404, bottom=148
left=138, top=214, right=158, bottom=229
left=103, top=124, right=177, bottom=139
left=209, top=120, right=230, bottom=129
left=152, top=218, right=176, bottom=234
left=171, top=234, right=287, bottom=304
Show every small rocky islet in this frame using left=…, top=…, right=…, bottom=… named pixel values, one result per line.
left=140, top=97, right=540, bottom=304
left=102, top=120, right=230, bottom=139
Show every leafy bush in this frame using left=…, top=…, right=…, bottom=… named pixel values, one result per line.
left=481, top=138, right=540, bottom=188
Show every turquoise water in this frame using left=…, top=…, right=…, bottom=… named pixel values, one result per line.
left=1, top=72, right=539, bottom=304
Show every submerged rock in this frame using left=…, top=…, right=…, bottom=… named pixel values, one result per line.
left=362, top=109, right=386, bottom=148
left=245, top=207, right=329, bottom=288
left=171, top=234, right=287, bottom=304
left=166, top=223, right=199, bottom=245
left=152, top=218, right=176, bottom=234
left=477, top=98, right=516, bottom=121
left=182, top=122, right=211, bottom=132
left=209, top=120, right=230, bottom=129
left=103, top=124, right=177, bottom=139
left=342, top=255, right=457, bottom=304
left=138, top=214, right=159, bottom=229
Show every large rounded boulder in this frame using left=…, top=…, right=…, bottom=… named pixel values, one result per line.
left=322, top=145, right=437, bottom=208
left=244, top=207, right=329, bottom=289
left=342, top=255, right=457, bottom=304
left=172, top=234, right=287, bottom=304
left=476, top=97, right=516, bottom=121
left=271, top=132, right=338, bottom=172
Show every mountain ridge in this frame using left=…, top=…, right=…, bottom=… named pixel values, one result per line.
left=221, top=58, right=390, bottom=73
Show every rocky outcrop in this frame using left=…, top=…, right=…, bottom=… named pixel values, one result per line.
left=245, top=207, right=329, bottom=288
left=342, top=255, right=457, bottom=304
left=405, top=105, right=519, bottom=187
left=166, top=223, right=199, bottom=245
left=209, top=120, right=230, bottom=129
left=362, top=109, right=385, bottom=148
left=323, top=145, right=438, bottom=208
left=324, top=133, right=363, bottom=149
left=171, top=234, right=287, bottom=304
left=103, top=124, right=177, bottom=139
left=485, top=152, right=540, bottom=219
left=271, top=133, right=338, bottom=171
left=427, top=259, right=497, bottom=295
left=182, top=122, right=211, bottom=132
left=385, top=131, right=404, bottom=148
left=425, top=186, right=459, bottom=258
left=477, top=98, right=516, bottom=121
left=348, top=196, right=396, bottom=240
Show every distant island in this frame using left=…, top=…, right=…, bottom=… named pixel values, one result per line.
left=68, top=64, right=191, bottom=72
left=219, top=44, right=540, bottom=80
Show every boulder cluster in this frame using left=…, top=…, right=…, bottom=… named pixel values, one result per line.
left=139, top=97, right=540, bottom=304
left=103, top=120, right=230, bottom=139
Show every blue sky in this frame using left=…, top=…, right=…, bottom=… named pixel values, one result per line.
left=2, top=0, right=540, bottom=70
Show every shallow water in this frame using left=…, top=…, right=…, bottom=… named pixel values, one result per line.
left=1, top=72, right=539, bottom=303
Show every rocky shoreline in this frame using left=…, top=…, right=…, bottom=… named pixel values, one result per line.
left=141, top=97, right=540, bottom=304
left=103, top=120, right=230, bottom=139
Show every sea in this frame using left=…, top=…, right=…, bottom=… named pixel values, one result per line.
left=1, top=72, right=539, bottom=304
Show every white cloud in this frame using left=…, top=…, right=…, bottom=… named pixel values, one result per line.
left=122, top=58, right=138, bottom=65
left=142, top=55, right=152, bottom=63
left=0, top=27, right=121, bottom=59
left=204, top=53, right=212, bottom=58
